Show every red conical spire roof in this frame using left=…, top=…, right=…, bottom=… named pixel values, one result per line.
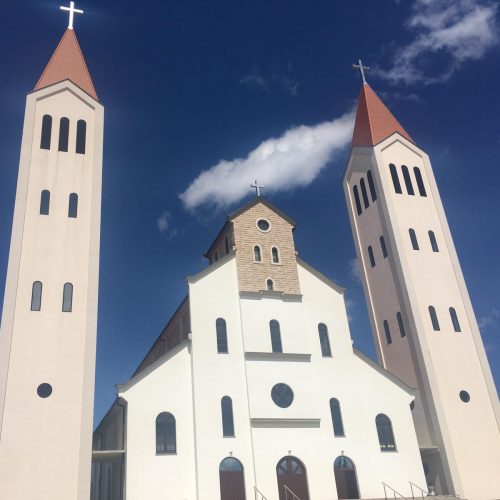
left=34, top=29, right=97, bottom=100
left=352, top=83, right=412, bottom=147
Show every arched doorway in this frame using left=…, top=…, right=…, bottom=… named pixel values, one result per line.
left=334, top=455, right=360, bottom=499
left=219, top=457, right=246, bottom=500
left=276, top=456, right=310, bottom=500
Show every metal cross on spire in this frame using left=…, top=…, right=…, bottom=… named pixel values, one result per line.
left=251, top=180, right=264, bottom=197
left=60, top=1, right=83, bottom=30
left=353, top=59, right=370, bottom=85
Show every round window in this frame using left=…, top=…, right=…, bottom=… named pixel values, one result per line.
left=271, top=383, right=294, bottom=408
left=459, top=390, right=470, bottom=403
left=257, top=219, right=270, bottom=232
left=37, top=383, right=53, bottom=398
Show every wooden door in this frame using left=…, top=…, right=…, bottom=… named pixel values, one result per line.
left=220, top=457, right=246, bottom=500
left=334, top=456, right=359, bottom=499
left=276, top=456, right=310, bottom=500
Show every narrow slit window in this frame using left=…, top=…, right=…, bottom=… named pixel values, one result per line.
left=271, top=247, right=280, bottom=263
left=360, top=178, right=370, bottom=209
left=380, top=236, right=388, bottom=258
left=383, top=320, right=392, bottom=345
left=368, top=246, right=376, bottom=268
left=367, top=170, right=377, bottom=201
left=62, top=283, right=73, bottom=312
left=224, top=236, right=230, bottom=255
left=429, top=306, right=440, bottom=331
left=270, top=320, right=282, bottom=353
left=318, top=323, right=332, bottom=357
left=266, top=279, right=274, bottom=291
left=397, top=312, right=406, bottom=338
left=40, top=190, right=50, bottom=215
left=449, top=307, right=461, bottom=333
left=68, top=193, right=78, bottom=218
left=330, top=398, right=345, bottom=437
left=353, top=186, right=362, bottom=215
left=254, top=245, right=262, bottom=262
left=31, top=281, right=42, bottom=311
left=429, top=231, right=439, bottom=252
left=40, top=115, right=52, bottom=150
left=414, top=167, right=427, bottom=197
left=389, top=164, right=402, bottom=194
left=221, top=396, right=235, bottom=437
left=76, top=120, right=86, bottom=154
left=401, top=165, right=415, bottom=195
left=216, top=318, right=228, bottom=353
left=58, top=117, right=70, bottom=152
left=409, top=229, right=419, bottom=250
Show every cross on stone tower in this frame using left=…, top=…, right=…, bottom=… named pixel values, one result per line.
left=251, top=180, right=264, bottom=197
left=353, top=59, right=370, bottom=84
left=60, top=1, right=83, bottom=30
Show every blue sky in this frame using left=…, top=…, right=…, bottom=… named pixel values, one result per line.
left=0, top=0, right=499, bottom=427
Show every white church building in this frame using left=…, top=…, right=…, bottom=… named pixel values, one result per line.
left=0, top=5, right=499, bottom=500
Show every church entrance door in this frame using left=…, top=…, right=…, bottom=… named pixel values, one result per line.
left=334, top=456, right=360, bottom=499
left=219, top=457, right=246, bottom=500
left=276, top=456, right=310, bottom=500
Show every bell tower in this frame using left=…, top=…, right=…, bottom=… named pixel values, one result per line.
left=0, top=5, right=103, bottom=499
left=343, top=73, right=500, bottom=499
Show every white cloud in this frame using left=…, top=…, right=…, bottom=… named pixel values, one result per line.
left=156, top=211, right=177, bottom=240
left=378, top=0, right=499, bottom=85
left=478, top=308, right=500, bottom=329
left=348, top=257, right=362, bottom=284
left=180, top=109, right=355, bottom=211
left=239, top=65, right=300, bottom=96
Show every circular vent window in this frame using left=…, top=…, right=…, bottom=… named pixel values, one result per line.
left=459, top=390, right=470, bottom=403
left=271, top=383, right=294, bottom=408
left=37, top=383, right=53, bottom=399
left=257, top=219, right=270, bottom=232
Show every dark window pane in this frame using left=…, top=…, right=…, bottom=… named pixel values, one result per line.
left=368, top=246, right=376, bottom=268
left=68, top=193, right=78, bottom=218
left=330, top=398, right=345, bottom=436
left=266, top=279, right=274, bottom=291
left=360, top=178, right=370, bottom=209
left=58, top=117, right=69, bottom=152
left=318, top=323, right=332, bottom=357
left=429, top=306, right=440, bottom=331
left=220, top=457, right=243, bottom=472
left=76, top=119, right=86, bottom=154
left=376, top=414, right=396, bottom=451
left=389, top=164, right=402, bottom=194
left=270, top=320, right=282, bottom=353
left=397, top=312, right=406, bottom=338
left=429, top=231, right=439, bottom=252
left=221, top=396, right=235, bottom=437
left=216, top=318, right=228, bottom=353
left=40, top=190, right=50, bottom=215
left=414, top=167, right=427, bottom=197
left=402, top=165, right=415, bottom=195
left=449, top=307, right=461, bottom=333
left=459, top=390, right=470, bottom=403
left=383, top=320, right=392, bottom=345
left=40, top=115, right=52, bottom=150
left=409, top=229, right=419, bottom=250
left=272, top=247, right=279, bottom=263
left=37, top=383, right=52, bottom=398
left=225, top=237, right=230, bottom=254
left=380, top=236, right=388, bottom=258
left=156, top=412, right=176, bottom=453
left=62, top=283, right=73, bottom=312
left=353, top=186, right=362, bottom=215
left=271, top=383, right=293, bottom=408
left=367, top=170, right=377, bottom=201
left=254, top=245, right=261, bottom=262
left=31, top=281, right=42, bottom=311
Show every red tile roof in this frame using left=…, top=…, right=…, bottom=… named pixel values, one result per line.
left=352, top=83, right=412, bottom=147
left=34, top=29, right=97, bottom=100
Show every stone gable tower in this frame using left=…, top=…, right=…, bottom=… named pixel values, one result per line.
left=343, top=81, right=500, bottom=499
left=0, top=23, right=103, bottom=500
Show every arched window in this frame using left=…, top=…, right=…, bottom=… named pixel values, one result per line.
left=428, top=306, right=440, bottom=331
left=367, top=170, right=377, bottom=201
left=376, top=414, right=396, bottom=451
left=58, top=117, right=70, bottom=152
left=389, top=164, right=402, bottom=194
left=428, top=231, right=439, bottom=252
left=62, top=283, right=73, bottom=312
left=449, top=307, right=461, bottom=333
left=397, top=312, right=406, bottom=338
left=254, top=245, right=262, bottom=262
left=383, top=320, right=392, bottom=345
left=353, top=186, right=362, bottom=215
left=271, top=247, right=280, bottom=264
left=368, top=246, right=376, bottom=268
left=266, top=279, right=274, bottom=291
left=40, top=114, right=52, bottom=150
left=68, top=193, right=78, bottom=218
left=156, top=412, right=176, bottom=454
left=414, top=167, right=427, bottom=197
left=270, top=320, right=282, bottom=353
left=360, top=178, right=369, bottom=209
left=380, top=236, right=388, bottom=258
left=76, top=119, right=86, bottom=154
left=221, top=396, right=235, bottom=437
left=31, top=281, right=42, bottom=311
left=219, top=457, right=245, bottom=500
left=216, top=318, right=228, bottom=353
left=318, top=323, right=332, bottom=357
left=330, top=398, right=345, bottom=436
left=40, top=190, right=50, bottom=215
left=409, top=228, right=419, bottom=250
left=401, top=165, right=415, bottom=195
